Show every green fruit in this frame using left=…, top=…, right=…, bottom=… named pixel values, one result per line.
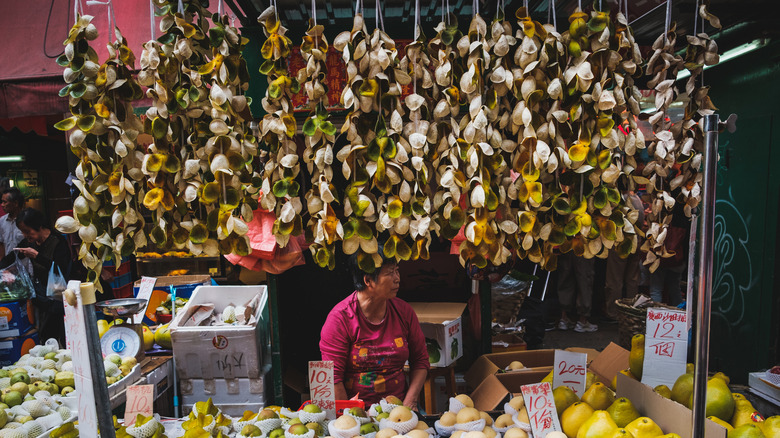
left=728, top=423, right=767, bottom=438
left=44, top=352, right=58, bottom=360
left=0, top=408, right=6, bottom=428
left=606, top=397, right=641, bottom=428
left=426, top=338, right=441, bottom=364
left=55, top=371, right=75, bottom=389
left=3, top=390, right=22, bottom=407
left=241, top=424, right=263, bottom=437
left=360, top=423, right=379, bottom=435
left=10, top=373, right=30, bottom=385
left=671, top=373, right=694, bottom=408
left=553, top=386, right=579, bottom=417
left=269, top=428, right=285, bottom=438
left=288, top=424, right=310, bottom=435
left=654, top=385, right=672, bottom=399
left=0, top=370, right=8, bottom=378
left=302, top=403, right=322, bottom=413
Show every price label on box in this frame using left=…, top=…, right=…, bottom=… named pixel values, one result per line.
left=309, top=361, right=336, bottom=418
left=520, top=382, right=562, bottom=437
left=641, top=307, right=688, bottom=388
left=124, top=384, right=154, bottom=426
left=553, top=350, right=587, bottom=396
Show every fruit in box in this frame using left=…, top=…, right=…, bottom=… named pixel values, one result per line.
left=577, top=410, right=618, bottom=438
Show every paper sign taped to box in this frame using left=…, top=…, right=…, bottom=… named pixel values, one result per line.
left=553, top=350, right=587, bottom=396
left=642, top=307, right=688, bottom=388
left=521, top=382, right=561, bottom=437
left=309, top=361, right=336, bottom=418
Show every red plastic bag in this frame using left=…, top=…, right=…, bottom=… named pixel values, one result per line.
left=224, top=209, right=306, bottom=274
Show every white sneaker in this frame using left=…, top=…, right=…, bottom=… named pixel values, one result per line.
left=558, top=319, right=572, bottom=330
left=574, top=321, right=598, bottom=333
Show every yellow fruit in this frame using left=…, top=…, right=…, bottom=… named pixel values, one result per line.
left=577, top=410, right=618, bottom=438
left=561, top=402, right=595, bottom=438
left=554, top=386, right=580, bottom=417
left=713, top=372, right=731, bottom=385
left=654, top=385, right=672, bottom=399
left=586, top=372, right=599, bottom=391
left=625, top=417, right=664, bottom=438
left=728, top=424, right=767, bottom=438
left=612, top=370, right=637, bottom=391
left=142, top=325, right=154, bottom=351
left=581, top=382, right=616, bottom=411
left=760, top=416, right=780, bottom=438
left=97, top=319, right=110, bottom=338
left=709, top=416, right=734, bottom=431
left=731, top=394, right=759, bottom=428
left=687, top=363, right=695, bottom=373
left=607, top=398, right=641, bottom=428
left=542, top=370, right=554, bottom=384
left=698, top=377, right=735, bottom=422
left=611, top=429, right=636, bottom=438
left=671, top=373, right=694, bottom=408
left=660, top=435, right=682, bottom=438
left=154, top=323, right=172, bottom=349
left=628, top=334, right=645, bottom=381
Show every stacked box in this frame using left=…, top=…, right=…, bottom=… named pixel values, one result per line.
left=0, top=329, right=39, bottom=366
left=180, top=365, right=272, bottom=416
left=0, top=299, right=34, bottom=338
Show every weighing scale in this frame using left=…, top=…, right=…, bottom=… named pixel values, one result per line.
left=96, top=298, right=148, bottom=362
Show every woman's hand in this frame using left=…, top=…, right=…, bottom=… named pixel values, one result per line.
left=14, top=247, right=38, bottom=259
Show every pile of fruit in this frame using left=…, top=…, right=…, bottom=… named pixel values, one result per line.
left=0, top=345, right=76, bottom=436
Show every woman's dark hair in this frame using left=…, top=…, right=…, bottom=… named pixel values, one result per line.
left=2, top=187, right=24, bottom=208
left=348, top=244, right=397, bottom=291
left=15, top=208, right=50, bottom=231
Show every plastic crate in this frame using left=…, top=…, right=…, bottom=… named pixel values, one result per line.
left=113, top=283, right=134, bottom=299
left=103, top=260, right=132, bottom=277
left=109, top=273, right=133, bottom=289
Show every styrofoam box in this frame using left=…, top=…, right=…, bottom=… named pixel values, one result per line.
left=170, top=285, right=269, bottom=379
left=180, top=364, right=271, bottom=416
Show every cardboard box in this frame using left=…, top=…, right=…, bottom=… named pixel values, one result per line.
left=491, top=334, right=527, bottom=353
left=616, top=373, right=727, bottom=438
left=0, top=300, right=34, bottom=338
left=409, top=302, right=467, bottom=367
left=433, top=373, right=468, bottom=411
left=170, top=285, right=269, bottom=379
left=180, top=364, right=272, bottom=416
left=588, top=342, right=630, bottom=384
left=464, top=350, right=556, bottom=390
left=469, top=369, right=551, bottom=411
left=0, top=329, right=39, bottom=366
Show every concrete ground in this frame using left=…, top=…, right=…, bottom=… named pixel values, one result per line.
left=541, top=320, right=620, bottom=351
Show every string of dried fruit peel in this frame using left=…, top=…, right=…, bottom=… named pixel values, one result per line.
left=55, top=16, right=147, bottom=289
left=139, top=1, right=255, bottom=258
left=300, top=18, right=342, bottom=270
left=258, top=5, right=303, bottom=248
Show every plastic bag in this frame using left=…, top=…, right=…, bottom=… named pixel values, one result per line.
left=46, top=263, right=67, bottom=300
left=0, top=253, right=35, bottom=302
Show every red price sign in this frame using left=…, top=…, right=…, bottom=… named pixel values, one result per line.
left=124, top=385, right=154, bottom=426
left=520, top=382, right=561, bottom=437
left=308, top=361, right=336, bottom=414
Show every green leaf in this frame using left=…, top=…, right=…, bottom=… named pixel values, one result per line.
left=594, top=188, right=608, bottom=209
left=366, top=138, right=381, bottom=161
left=272, top=179, right=289, bottom=197
left=77, top=115, right=96, bottom=132
left=151, top=117, right=169, bottom=140
left=379, top=137, right=397, bottom=160
left=552, top=197, right=571, bottom=215
left=564, top=218, right=581, bottom=237
left=58, top=85, right=72, bottom=97
left=607, top=188, right=621, bottom=204
left=69, top=83, right=86, bottom=99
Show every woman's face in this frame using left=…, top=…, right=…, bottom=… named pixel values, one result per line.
left=364, top=263, right=400, bottom=299
left=17, top=223, right=44, bottom=245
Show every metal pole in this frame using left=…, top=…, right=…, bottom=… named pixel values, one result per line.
left=691, top=114, right=719, bottom=438
left=82, top=283, right=116, bottom=438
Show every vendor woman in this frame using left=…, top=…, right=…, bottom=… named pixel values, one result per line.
left=319, top=251, right=429, bottom=408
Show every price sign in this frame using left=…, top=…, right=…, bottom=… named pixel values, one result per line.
left=552, top=350, right=587, bottom=396
left=134, top=277, right=157, bottom=324
left=124, top=384, right=154, bottom=426
left=63, top=280, right=97, bottom=435
left=520, top=382, right=562, bottom=437
left=308, top=361, right=336, bottom=418
left=641, top=307, right=688, bottom=388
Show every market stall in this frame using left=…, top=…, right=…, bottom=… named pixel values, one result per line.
left=1, top=0, right=778, bottom=436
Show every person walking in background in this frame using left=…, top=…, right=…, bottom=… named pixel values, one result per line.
left=0, top=187, right=26, bottom=256
left=648, top=198, right=689, bottom=306
left=557, top=252, right=598, bottom=332
left=603, top=190, right=645, bottom=323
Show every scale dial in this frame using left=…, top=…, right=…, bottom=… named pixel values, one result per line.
left=100, top=326, right=142, bottom=359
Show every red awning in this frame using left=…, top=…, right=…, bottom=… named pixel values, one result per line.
left=0, top=0, right=230, bottom=117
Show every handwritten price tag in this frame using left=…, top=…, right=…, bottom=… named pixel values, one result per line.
left=124, top=384, right=154, bottom=426
left=134, top=277, right=157, bottom=324
left=641, top=308, right=688, bottom=388
left=520, top=382, right=562, bottom=437
left=309, top=361, right=336, bottom=418
left=553, top=350, right=587, bottom=396
left=63, top=280, right=98, bottom=435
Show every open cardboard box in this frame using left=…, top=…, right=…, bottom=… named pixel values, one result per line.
left=409, top=302, right=467, bottom=367
left=588, top=342, right=630, bottom=385
left=465, top=350, right=556, bottom=390
left=469, top=369, right=551, bottom=411
left=616, top=373, right=727, bottom=438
